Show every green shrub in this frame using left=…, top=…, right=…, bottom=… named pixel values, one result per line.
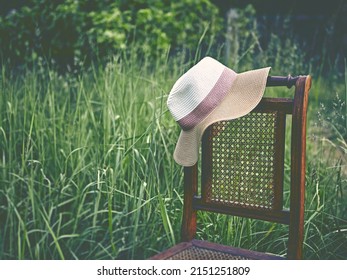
left=0, top=0, right=223, bottom=67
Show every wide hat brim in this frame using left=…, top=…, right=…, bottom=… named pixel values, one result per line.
left=173, top=67, right=271, bottom=166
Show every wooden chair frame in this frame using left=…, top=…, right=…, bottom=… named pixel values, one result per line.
left=152, top=75, right=311, bottom=260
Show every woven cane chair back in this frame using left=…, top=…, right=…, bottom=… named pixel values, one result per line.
left=202, top=109, right=285, bottom=211
left=198, top=100, right=289, bottom=224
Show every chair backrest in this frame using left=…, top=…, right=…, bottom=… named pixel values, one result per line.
left=181, top=75, right=312, bottom=259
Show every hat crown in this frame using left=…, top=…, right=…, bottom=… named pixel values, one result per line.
left=167, top=57, right=226, bottom=122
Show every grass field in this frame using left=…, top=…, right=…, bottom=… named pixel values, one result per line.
left=0, top=49, right=346, bottom=259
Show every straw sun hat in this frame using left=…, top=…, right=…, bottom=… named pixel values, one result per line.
left=167, top=56, right=271, bottom=166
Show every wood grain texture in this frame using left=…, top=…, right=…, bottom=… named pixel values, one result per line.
left=193, top=198, right=290, bottom=224
left=181, top=165, right=198, bottom=242
left=287, top=75, right=311, bottom=259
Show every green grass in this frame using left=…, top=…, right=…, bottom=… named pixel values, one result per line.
left=0, top=49, right=346, bottom=259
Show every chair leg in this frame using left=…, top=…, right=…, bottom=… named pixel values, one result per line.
left=181, top=165, right=198, bottom=241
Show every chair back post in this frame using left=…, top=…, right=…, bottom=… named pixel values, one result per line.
left=288, top=76, right=311, bottom=259
left=181, top=164, right=198, bottom=241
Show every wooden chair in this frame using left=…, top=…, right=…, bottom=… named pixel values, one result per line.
left=151, top=75, right=312, bottom=260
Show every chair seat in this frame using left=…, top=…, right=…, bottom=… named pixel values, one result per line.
left=150, top=239, right=284, bottom=260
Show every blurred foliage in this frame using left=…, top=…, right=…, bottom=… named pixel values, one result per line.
left=224, top=4, right=306, bottom=75
left=0, top=0, right=223, bottom=68
left=221, top=1, right=347, bottom=76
